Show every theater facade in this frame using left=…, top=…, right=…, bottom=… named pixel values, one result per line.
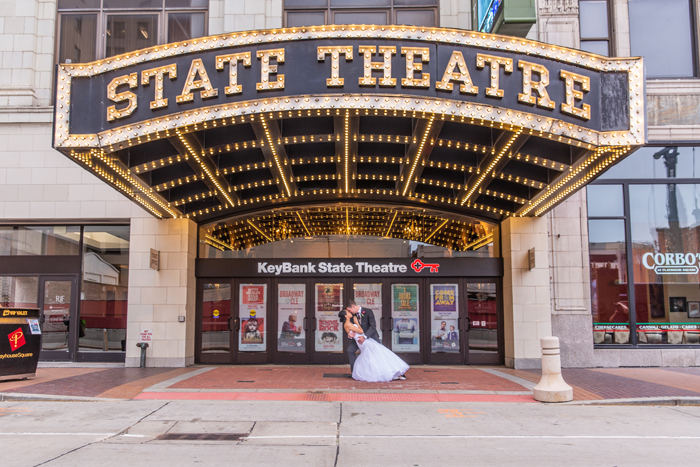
left=34, top=22, right=644, bottom=369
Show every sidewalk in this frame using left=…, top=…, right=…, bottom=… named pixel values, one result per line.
left=2, top=365, right=700, bottom=403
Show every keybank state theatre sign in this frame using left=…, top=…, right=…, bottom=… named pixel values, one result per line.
left=54, top=25, right=644, bottom=150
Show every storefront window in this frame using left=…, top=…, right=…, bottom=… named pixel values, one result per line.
left=600, top=147, right=700, bottom=180
left=587, top=185, right=624, bottom=217
left=79, top=226, right=130, bottom=352
left=589, top=219, right=630, bottom=344
left=0, top=226, right=80, bottom=256
left=630, top=184, right=700, bottom=344
left=0, top=276, right=38, bottom=308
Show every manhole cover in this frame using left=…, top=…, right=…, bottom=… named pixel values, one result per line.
left=156, top=433, right=248, bottom=441
left=323, top=373, right=352, bottom=378
left=440, top=382, right=459, bottom=384
left=237, top=380, right=255, bottom=383
left=423, top=370, right=438, bottom=372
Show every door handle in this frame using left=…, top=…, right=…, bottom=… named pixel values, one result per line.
left=465, top=317, right=472, bottom=332
left=233, top=317, right=240, bottom=332
left=380, top=316, right=385, bottom=332
left=303, top=317, right=308, bottom=332
left=312, top=317, right=317, bottom=331
left=227, top=317, right=232, bottom=332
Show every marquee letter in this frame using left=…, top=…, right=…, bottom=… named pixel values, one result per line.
left=358, top=46, right=396, bottom=86
left=518, top=60, right=555, bottom=109
left=106, top=73, right=138, bottom=122
left=216, top=52, right=252, bottom=95
left=476, top=53, right=513, bottom=98
left=176, top=58, right=218, bottom=103
left=436, top=51, right=478, bottom=94
left=318, top=46, right=353, bottom=87
left=560, top=70, right=591, bottom=120
left=401, top=47, right=430, bottom=88
left=257, top=48, right=285, bottom=91
left=141, top=64, right=177, bottom=110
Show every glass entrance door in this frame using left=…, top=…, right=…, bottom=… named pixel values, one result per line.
left=465, top=282, right=500, bottom=364
left=197, top=279, right=271, bottom=364
left=313, top=282, right=345, bottom=363
left=427, top=279, right=502, bottom=365
left=39, top=276, right=78, bottom=361
left=198, top=281, right=233, bottom=364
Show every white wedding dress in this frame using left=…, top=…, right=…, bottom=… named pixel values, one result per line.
left=352, top=334, right=410, bottom=382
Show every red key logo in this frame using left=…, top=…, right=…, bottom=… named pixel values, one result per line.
left=8, top=328, right=25, bottom=351
left=411, top=259, right=440, bottom=273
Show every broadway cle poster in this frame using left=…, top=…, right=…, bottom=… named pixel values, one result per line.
left=277, top=283, right=305, bottom=353
left=353, top=283, right=382, bottom=340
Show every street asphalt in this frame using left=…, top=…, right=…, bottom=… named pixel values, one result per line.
left=1, top=399, right=699, bottom=466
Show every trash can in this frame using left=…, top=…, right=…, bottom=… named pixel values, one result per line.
left=0, top=307, right=42, bottom=381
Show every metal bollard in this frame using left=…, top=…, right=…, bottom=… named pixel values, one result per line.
left=533, top=336, right=573, bottom=403
left=135, top=342, right=149, bottom=368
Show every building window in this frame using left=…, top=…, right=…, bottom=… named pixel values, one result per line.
left=57, top=0, right=208, bottom=62
left=579, top=0, right=612, bottom=56
left=588, top=186, right=631, bottom=344
left=628, top=0, right=695, bottom=78
left=284, top=0, right=438, bottom=28
left=589, top=146, right=700, bottom=346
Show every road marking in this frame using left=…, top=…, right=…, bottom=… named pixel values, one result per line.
left=0, top=432, right=145, bottom=437
left=438, top=409, right=484, bottom=417
left=245, top=434, right=700, bottom=440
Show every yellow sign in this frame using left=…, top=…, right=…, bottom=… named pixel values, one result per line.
left=213, top=309, right=220, bottom=319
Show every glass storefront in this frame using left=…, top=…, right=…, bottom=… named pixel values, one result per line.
left=589, top=146, right=700, bottom=346
left=0, top=224, right=130, bottom=360
left=79, top=226, right=130, bottom=352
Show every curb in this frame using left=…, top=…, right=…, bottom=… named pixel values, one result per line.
left=0, top=392, right=127, bottom=402
left=567, top=397, right=700, bottom=406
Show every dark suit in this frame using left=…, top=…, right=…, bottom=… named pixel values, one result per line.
left=345, top=307, right=380, bottom=371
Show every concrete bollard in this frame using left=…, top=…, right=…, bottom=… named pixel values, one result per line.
left=533, top=336, right=573, bottom=403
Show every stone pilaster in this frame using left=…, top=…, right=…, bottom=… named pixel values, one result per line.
left=548, top=190, right=595, bottom=368
left=502, top=215, right=552, bottom=369
left=125, top=218, right=197, bottom=367
left=440, top=0, right=472, bottom=29
left=536, top=0, right=579, bottom=49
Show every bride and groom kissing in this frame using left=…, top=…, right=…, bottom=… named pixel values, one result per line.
left=339, top=300, right=409, bottom=382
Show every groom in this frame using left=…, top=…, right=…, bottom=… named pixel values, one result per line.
left=345, top=300, right=380, bottom=372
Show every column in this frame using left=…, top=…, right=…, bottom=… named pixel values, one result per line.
left=125, top=217, right=197, bottom=367
left=502, top=215, right=552, bottom=369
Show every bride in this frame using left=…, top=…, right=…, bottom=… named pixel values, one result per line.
left=338, top=309, right=409, bottom=382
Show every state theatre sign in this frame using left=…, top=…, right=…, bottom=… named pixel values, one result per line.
left=53, top=26, right=644, bottom=222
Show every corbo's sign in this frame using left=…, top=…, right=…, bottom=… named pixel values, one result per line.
left=54, top=26, right=644, bottom=149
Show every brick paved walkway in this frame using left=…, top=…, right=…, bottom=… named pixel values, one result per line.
left=2, top=365, right=700, bottom=402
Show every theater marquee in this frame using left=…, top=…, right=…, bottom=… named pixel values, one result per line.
left=52, top=26, right=645, bottom=222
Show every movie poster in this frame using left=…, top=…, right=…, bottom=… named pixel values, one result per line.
left=278, top=283, right=306, bottom=353
left=239, top=284, right=267, bottom=351
left=354, top=283, right=382, bottom=340
left=315, top=283, right=343, bottom=352
left=391, top=283, right=419, bottom=353
left=430, top=284, right=459, bottom=353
